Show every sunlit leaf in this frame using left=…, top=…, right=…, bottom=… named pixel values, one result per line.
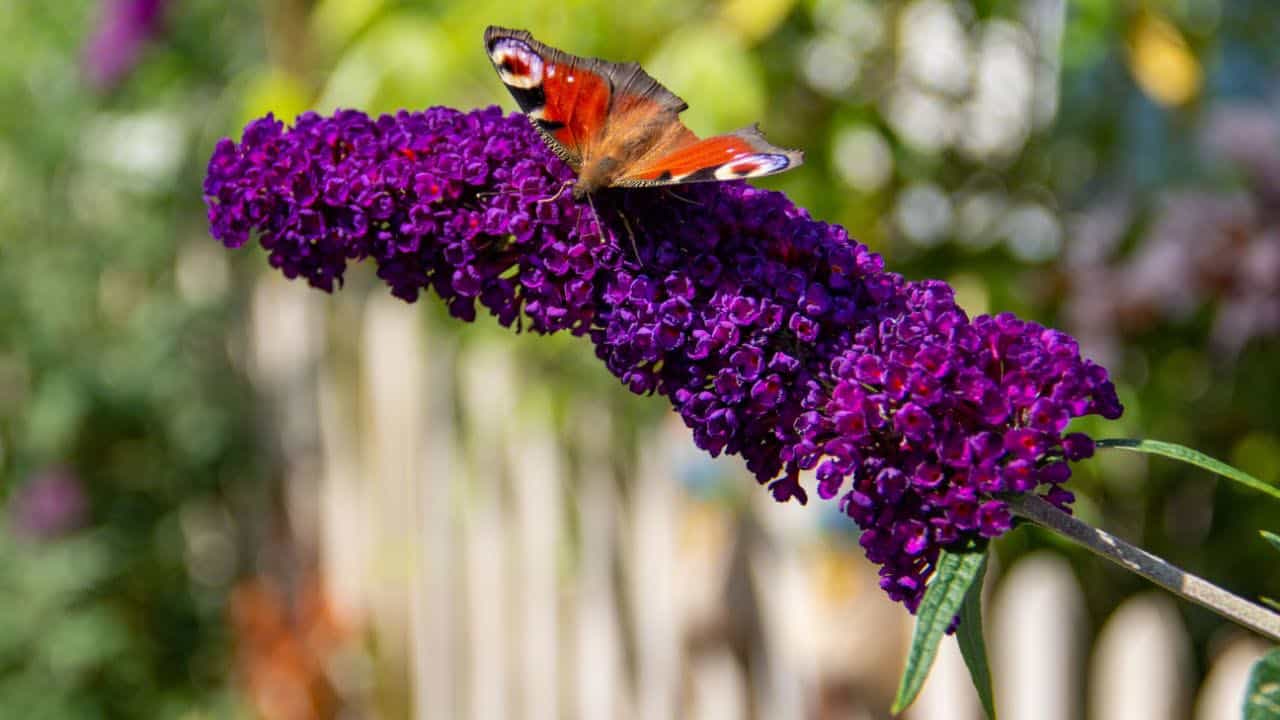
left=1097, top=438, right=1280, bottom=502
left=1257, top=533, right=1278, bottom=612
left=309, top=0, right=387, bottom=53
left=1262, top=531, right=1280, bottom=555
left=1126, top=11, right=1201, bottom=106
left=240, top=69, right=312, bottom=128
left=720, top=0, right=798, bottom=42
left=892, top=550, right=988, bottom=714
left=956, top=553, right=997, bottom=719
left=316, top=15, right=468, bottom=114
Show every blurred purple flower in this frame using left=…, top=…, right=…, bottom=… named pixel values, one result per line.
left=10, top=466, right=89, bottom=540
left=1064, top=101, right=1280, bottom=361
left=204, top=107, right=1122, bottom=611
left=82, top=0, right=167, bottom=90
left=1203, top=103, right=1280, bottom=205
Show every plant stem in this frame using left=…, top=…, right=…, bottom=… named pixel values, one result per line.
left=1005, top=493, right=1280, bottom=642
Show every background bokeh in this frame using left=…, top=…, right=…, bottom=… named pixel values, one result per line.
left=2, top=0, right=1279, bottom=717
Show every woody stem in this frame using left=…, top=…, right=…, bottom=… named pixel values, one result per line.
left=1005, top=493, right=1280, bottom=642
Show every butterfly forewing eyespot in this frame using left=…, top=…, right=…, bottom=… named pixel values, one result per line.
left=712, top=153, right=793, bottom=181
left=488, top=37, right=545, bottom=90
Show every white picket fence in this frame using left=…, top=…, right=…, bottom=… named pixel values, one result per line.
left=246, top=277, right=1271, bottom=719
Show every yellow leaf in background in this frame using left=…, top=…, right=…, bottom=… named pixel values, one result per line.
left=239, top=69, right=311, bottom=128
left=309, top=0, right=387, bottom=55
left=1126, top=11, right=1201, bottom=107
left=359, top=17, right=461, bottom=113
left=947, top=273, right=990, bottom=317
left=1232, top=433, right=1280, bottom=485
left=720, top=0, right=799, bottom=43
left=315, top=15, right=467, bottom=116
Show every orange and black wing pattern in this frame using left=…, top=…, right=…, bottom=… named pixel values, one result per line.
left=484, top=26, right=685, bottom=168
left=484, top=26, right=802, bottom=188
left=616, top=124, right=803, bottom=187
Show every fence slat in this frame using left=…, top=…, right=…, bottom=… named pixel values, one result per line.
left=1193, top=633, right=1272, bottom=720
left=459, top=345, right=516, bottom=720
left=629, top=427, right=682, bottom=720
left=992, top=552, right=1085, bottom=720
left=411, top=329, right=457, bottom=720
left=575, top=408, right=628, bottom=720
left=508, top=397, right=562, bottom=720
left=907, top=636, right=982, bottom=720
left=1089, top=593, right=1192, bottom=720
left=361, top=295, right=429, bottom=710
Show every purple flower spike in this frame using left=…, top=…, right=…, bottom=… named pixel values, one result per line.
left=204, top=106, right=1123, bottom=612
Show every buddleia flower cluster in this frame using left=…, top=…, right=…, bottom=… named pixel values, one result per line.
left=205, top=106, right=1122, bottom=611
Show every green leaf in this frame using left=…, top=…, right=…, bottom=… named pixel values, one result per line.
left=1244, top=648, right=1280, bottom=720
left=1263, top=598, right=1280, bottom=613
left=1263, top=531, right=1280, bottom=555
left=956, top=553, right=997, bottom=720
left=892, top=550, right=988, bottom=714
left=1097, top=438, right=1280, bottom=502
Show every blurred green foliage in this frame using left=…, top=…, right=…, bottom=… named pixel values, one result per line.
left=1, top=0, right=1278, bottom=715
left=1, top=1, right=269, bottom=716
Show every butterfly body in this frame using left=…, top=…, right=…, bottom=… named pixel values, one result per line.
left=484, top=27, right=802, bottom=200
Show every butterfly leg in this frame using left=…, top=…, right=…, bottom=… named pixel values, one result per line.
left=661, top=187, right=704, bottom=207
left=615, top=206, right=643, bottom=265
left=581, top=191, right=639, bottom=264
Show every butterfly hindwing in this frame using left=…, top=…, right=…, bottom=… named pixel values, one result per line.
left=616, top=125, right=803, bottom=187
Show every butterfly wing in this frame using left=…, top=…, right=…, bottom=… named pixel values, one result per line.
left=485, top=26, right=802, bottom=193
left=614, top=124, right=804, bottom=187
left=484, top=26, right=687, bottom=169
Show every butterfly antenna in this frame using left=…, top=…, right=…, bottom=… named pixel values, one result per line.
left=537, top=179, right=574, bottom=205
left=584, top=190, right=603, bottom=235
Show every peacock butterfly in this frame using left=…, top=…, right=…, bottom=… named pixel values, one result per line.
left=484, top=26, right=803, bottom=200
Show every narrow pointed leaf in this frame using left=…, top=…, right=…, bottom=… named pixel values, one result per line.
left=1263, top=531, right=1280, bottom=555
left=956, top=553, right=997, bottom=719
left=892, top=549, right=988, bottom=714
left=1264, top=598, right=1280, bottom=613
left=1097, top=438, right=1280, bottom=502
left=1244, top=648, right=1280, bottom=720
